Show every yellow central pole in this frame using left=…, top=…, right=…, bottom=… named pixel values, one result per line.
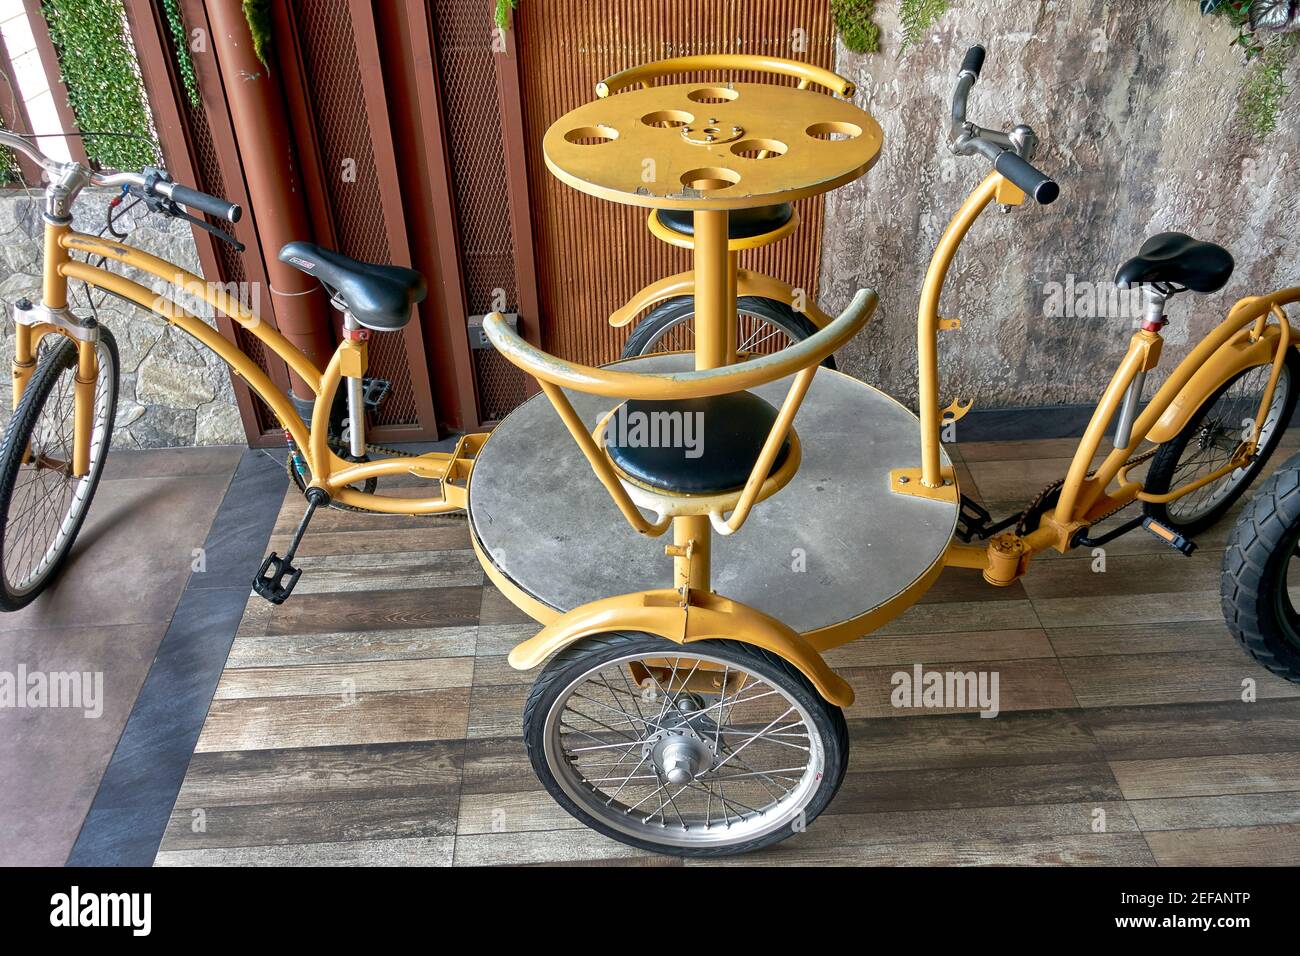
left=693, top=210, right=733, bottom=369
left=673, top=209, right=734, bottom=592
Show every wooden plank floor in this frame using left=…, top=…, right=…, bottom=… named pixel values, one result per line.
left=155, top=439, right=1300, bottom=866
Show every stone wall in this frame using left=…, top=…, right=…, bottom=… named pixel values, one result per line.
left=822, top=0, right=1300, bottom=410
left=0, top=187, right=244, bottom=446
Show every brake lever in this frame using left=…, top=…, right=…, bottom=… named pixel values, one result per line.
left=167, top=204, right=246, bottom=252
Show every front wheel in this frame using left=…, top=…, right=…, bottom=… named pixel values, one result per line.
left=1221, top=455, right=1300, bottom=682
left=622, top=295, right=836, bottom=369
left=0, top=330, right=119, bottom=611
left=522, top=631, right=849, bottom=857
left=1143, top=348, right=1300, bottom=537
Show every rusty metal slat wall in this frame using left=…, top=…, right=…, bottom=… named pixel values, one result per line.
left=515, top=0, right=834, bottom=366
left=287, top=0, right=424, bottom=431
left=428, top=0, right=530, bottom=422
left=170, top=0, right=289, bottom=440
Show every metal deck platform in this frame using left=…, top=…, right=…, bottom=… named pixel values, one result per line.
left=468, top=355, right=957, bottom=635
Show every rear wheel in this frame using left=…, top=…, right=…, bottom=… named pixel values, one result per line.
left=1144, top=349, right=1300, bottom=537
left=622, top=295, right=836, bottom=369
left=523, top=631, right=849, bottom=857
left=0, top=331, right=119, bottom=611
left=1221, top=455, right=1300, bottom=682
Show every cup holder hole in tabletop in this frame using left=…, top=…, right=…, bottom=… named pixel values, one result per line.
left=680, top=167, right=741, bottom=191
left=641, top=110, right=693, bottom=128
left=564, top=125, right=619, bottom=145
left=731, top=138, right=787, bottom=159
left=687, top=87, right=739, bottom=104
left=806, top=121, right=861, bottom=141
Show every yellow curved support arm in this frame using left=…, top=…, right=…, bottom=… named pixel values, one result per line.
left=482, top=288, right=877, bottom=401
left=596, top=54, right=855, bottom=98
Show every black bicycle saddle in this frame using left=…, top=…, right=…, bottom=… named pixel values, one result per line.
left=279, top=241, right=426, bottom=331
left=1114, top=232, right=1234, bottom=294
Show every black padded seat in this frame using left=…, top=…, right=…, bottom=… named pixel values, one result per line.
left=1114, top=232, right=1234, bottom=294
left=654, top=203, right=794, bottom=241
left=280, top=241, right=427, bottom=331
left=605, top=391, right=790, bottom=495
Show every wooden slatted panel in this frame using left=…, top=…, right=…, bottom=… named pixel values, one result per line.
left=515, top=0, right=835, bottom=364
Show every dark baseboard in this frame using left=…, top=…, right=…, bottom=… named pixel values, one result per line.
left=954, top=404, right=1100, bottom=442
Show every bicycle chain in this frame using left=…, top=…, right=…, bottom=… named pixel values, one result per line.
left=284, top=436, right=465, bottom=518
left=1014, top=447, right=1157, bottom=537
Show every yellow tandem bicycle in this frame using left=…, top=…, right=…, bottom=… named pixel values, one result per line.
left=1, top=46, right=1297, bottom=857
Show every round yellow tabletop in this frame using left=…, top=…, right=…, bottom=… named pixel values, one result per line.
left=543, top=82, right=883, bottom=210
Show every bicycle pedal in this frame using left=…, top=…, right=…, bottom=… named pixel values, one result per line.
left=955, top=495, right=993, bottom=543
left=362, top=377, right=391, bottom=412
left=251, top=487, right=327, bottom=604
left=253, top=553, right=301, bottom=604
left=1141, top=517, right=1197, bottom=556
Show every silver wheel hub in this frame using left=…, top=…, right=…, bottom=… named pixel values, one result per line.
left=643, top=697, right=718, bottom=785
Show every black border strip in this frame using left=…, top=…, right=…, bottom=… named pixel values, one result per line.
left=67, top=449, right=286, bottom=866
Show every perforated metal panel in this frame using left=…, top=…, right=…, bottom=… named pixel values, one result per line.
left=288, top=0, right=421, bottom=428
left=167, top=20, right=277, bottom=435
left=429, top=0, right=530, bottom=421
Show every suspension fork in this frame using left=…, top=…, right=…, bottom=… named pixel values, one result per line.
left=11, top=218, right=98, bottom=477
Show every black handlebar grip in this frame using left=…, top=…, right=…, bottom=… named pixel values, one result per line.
left=993, top=150, right=1059, bottom=205
left=960, top=45, right=986, bottom=79
left=168, top=183, right=242, bottom=223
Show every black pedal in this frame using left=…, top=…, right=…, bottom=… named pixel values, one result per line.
left=253, top=553, right=302, bottom=605
left=252, top=488, right=327, bottom=604
left=1141, top=516, right=1197, bottom=556
left=955, top=495, right=992, bottom=543
left=362, top=377, right=391, bottom=412
left=954, top=494, right=1018, bottom=543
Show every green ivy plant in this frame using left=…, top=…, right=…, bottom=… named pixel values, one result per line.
left=41, top=0, right=156, bottom=170
left=160, top=0, right=199, bottom=107
left=242, top=0, right=272, bottom=68
left=1198, top=0, right=1299, bottom=135
left=494, top=0, right=519, bottom=31
left=831, top=0, right=953, bottom=56
left=0, top=122, right=19, bottom=186
left=832, top=0, right=881, bottom=54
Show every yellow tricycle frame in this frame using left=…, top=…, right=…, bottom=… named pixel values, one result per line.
left=12, top=220, right=484, bottom=511
left=906, top=171, right=1300, bottom=585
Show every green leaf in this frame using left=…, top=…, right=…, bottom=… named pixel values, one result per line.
left=900, top=0, right=952, bottom=52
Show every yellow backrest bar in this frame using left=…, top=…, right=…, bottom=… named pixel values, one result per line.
left=596, top=54, right=855, bottom=98
left=482, top=289, right=877, bottom=400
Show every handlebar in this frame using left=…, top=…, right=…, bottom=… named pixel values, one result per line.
left=960, top=45, right=985, bottom=79
left=949, top=44, right=1059, bottom=205
left=0, top=128, right=241, bottom=222
left=155, top=180, right=242, bottom=223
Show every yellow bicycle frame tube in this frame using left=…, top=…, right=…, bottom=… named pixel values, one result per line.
left=49, top=227, right=476, bottom=516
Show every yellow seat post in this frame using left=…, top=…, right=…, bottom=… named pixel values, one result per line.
left=673, top=208, right=737, bottom=593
